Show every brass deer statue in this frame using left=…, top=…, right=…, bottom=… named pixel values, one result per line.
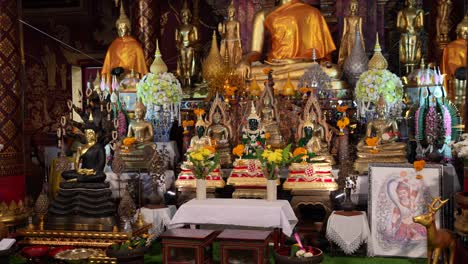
left=413, top=197, right=455, bottom=264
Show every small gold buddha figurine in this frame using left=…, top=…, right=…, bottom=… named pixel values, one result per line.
left=354, top=96, right=407, bottom=173
left=101, top=3, right=148, bottom=83
left=397, top=0, right=424, bottom=73
left=189, top=113, right=212, bottom=151
left=206, top=111, right=232, bottom=166
left=218, top=1, right=242, bottom=68
left=237, top=0, right=337, bottom=88
left=436, top=0, right=453, bottom=44
left=297, top=114, right=333, bottom=165
left=126, top=100, right=154, bottom=147
left=176, top=1, right=199, bottom=89
left=338, top=0, right=365, bottom=67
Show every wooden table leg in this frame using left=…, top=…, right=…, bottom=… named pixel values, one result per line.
left=273, top=228, right=279, bottom=249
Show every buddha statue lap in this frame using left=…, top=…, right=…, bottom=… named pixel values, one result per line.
left=101, top=4, right=148, bottom=83
left=206, top=111, right=232, bottom=167
left=354, top=97, right=407, bottom=173
left=120, top=101, right=156, bottom=170
left=49, top=126, right=115, bottom=231
left=237, top=0, right=338, bottom=88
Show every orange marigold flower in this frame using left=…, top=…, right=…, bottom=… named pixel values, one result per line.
left=337, top=105, right=349, bottom=113
left=413, top=160, right=426, bottom=171
left=123, top=137, right=137, bottom=146
left=337, top=118, right=350, bottom=129
left=370, top=149, right=379, bottom=154
left=293, top=147, right=308, bottom=157
left=365, top=137, right=379, bottom=147
left=262, top=68, right=273, bottom=74
left=232, top=144, right=245, bottom=158
left=416, top=174, right=423, bottom=180
left=265, top=132, right=271, bottom=140
left=299, top=87, right=311, bottom=94
left=182, top=120, right=194, bottom=128
left=193, top=108, right=205, bottom=116
left=204, top=145, right=216, bottom=153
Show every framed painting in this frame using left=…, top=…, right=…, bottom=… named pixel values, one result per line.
left=368, top=163, right=443, bottom=258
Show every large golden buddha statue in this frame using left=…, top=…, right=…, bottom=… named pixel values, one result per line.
left=101, top=4, right=148, bottom=83
left=441, top=15, right=467, bottom=107
left=237, top=0, right=336, bottom=87
left=354, top=96, right=407, bottom=173
left=396, top=0, right=424, bottom=73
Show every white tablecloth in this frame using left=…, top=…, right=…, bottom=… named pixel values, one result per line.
left=136, top=205, right=177, bottom=237
left=168, top=198, right=298, bottom=236
left=326, top=211, right=373, bottom=256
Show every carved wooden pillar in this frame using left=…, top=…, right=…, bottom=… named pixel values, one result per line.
left=133, top=0, right=160, bottom=68
left=0, top=0, right=25, bottom=202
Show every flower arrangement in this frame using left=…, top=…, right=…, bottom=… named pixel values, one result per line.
left=232, top=144, right=245, bottom=158
left=299, top=87, right=312, bottom=94
left=263, top=68, right=273, bottom=75
left=137, top=72, right=182, bottom=107
left=355, top=69, right=403, bottom=115
left=256, top=144, right=304, bottom=180
left=110, top=233, right=154, bottom=251
left=187, top=146, right=220, bottom=179
left=182, top=120, right=194, bottom=135
left=193, top=108, right=205, bottom=118
left=413, top=160, right=426, bottom=180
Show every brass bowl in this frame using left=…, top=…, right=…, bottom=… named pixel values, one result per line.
left=54, top=248, right=99, bottom=264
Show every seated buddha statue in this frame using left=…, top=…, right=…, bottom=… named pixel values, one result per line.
left=261, top=96, right=283, bottom=148
left=120, top=100, right=156, bottom=169
left=189, top=116, right=212, bottom=151
left=206, top=111, right=232, bottom=167
left=237, top=0, right=337, bottom=88
left=62, top=127, right=106, bottom=183
left=241, top=102, right=266, bottom=158
left=101, top=4, right=148, bottom=83
left=297, top=114, right=334, bottom=164
left=354, top=96, right=407, bottom=173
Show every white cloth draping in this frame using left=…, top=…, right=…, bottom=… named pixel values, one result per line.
left=326, top=211, right=373, bottom=256
left=135, top=205, right=177, bottom=237
left=168, top=198, right=298, bottom=236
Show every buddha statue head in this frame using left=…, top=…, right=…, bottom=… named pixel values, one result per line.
left=247, top=102, right=261, bottom=131
left=213, top=111, right=222, bottom=124
left=349, top=0, right=358, bottom=15
left=116, top=4, right=131, bottom=37
left=456, top=15, right=468, bottom=40
left=302, top=114, right=315, bottom=139
left=406, top=0, right=416, bottom=7
left=227, top=1, right=236, bottom=19
left=181, top=1, right=192, bottom=25
left=134, top=100, right=146, bottom=120
left=85, top=128, right=97, bottom=145
left=376, top=95, right=387, bottom=118
left=195, top=115, right=206, bottom=137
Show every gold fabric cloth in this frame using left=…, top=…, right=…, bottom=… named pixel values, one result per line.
left=263, top=0, right=336, bottom=61
left=49, top=157, right=73, bottom=199
left=441, top=38, right=467, bottom=78
left=101, top=36, right=148, bottom=76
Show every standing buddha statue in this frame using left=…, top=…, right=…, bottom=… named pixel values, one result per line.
left=338, top=0, right=365, bottom=67
left=101, top=4, right=148, bottom=83
left=354, top=96, right=407, bottom=173
left=237, top=0, right=337, bottom=88
left=176, top=1, right=199, bottom=89
left=206, top=111, right=232, bottom=167
left=397, top=0, right=424, bottom=73
left=218, top=1, right=242, bottom=68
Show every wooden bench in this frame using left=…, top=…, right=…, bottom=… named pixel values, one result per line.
left=217, top=229, right=271, bottom=264
left=161, top=228, right=217, bottom=264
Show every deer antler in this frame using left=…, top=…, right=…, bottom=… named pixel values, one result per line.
left=429, top=196, right=449, bottom=213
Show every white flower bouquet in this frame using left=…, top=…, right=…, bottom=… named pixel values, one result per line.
left=137, top=72, right=183, bottom=107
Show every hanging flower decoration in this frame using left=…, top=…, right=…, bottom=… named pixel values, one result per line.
left=232, top=144, right=245, bottom=158
left=413, top=160, right=426, bottom=180
left=137, top=72, right=183, bottom=106
left=193, top=108, right=206, bottom=117
left=355, top=69, right=403, bottom=116
left=336, top=105, right=350, bottom=136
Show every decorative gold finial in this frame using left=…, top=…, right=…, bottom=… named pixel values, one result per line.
left=202, top=31, right=224, bottom=81
left=249, top=76, right=262, bottom=97
left=368, top=33, right=388, bottom=70
left=282, top=73, right=296, bottom=96
left=150, top=39, right=168, bottom=74
left=116, top=2, right=131, bottom=29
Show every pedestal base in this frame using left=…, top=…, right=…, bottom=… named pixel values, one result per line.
left=232, top=187, right=267, bottom=199
left=46, top=216, right=116, bottom=232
